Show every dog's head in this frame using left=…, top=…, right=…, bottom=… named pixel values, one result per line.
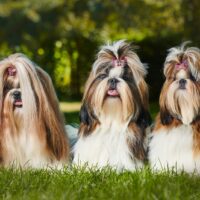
left=80, top=40, right=151, bottom=135
left=84, top=66, right=141, bottom=121
left=160, top=43, right=200, bottom=125
left=93, top=40, right=147, bottom=80
left=85, top=40, right=149, bottom=107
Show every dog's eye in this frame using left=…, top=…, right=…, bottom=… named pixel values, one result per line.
left=190, top=74, right=196, bottom=81
left=98, top=74, right=107, bottom=80
left=122, top=74, right=130, bottom=82
left=4, top=85, right=11, bottom=91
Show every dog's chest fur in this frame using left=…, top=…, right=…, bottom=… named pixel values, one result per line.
left=73, top=123, right=143, bottom=171
left=149, top=125, right=200, bottom=172
left=3, top=129, right=48, bottom=168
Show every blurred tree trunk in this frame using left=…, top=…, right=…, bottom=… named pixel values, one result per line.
left=70, top=57, right=81, bottom=100
left=182, top=0, right=200, bottom=45
left=70, top=54, right=81, bottom=100
left=69, top=41, right=81, bottom=100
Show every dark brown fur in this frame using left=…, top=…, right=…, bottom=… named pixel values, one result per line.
left=127, top=122, right=146, bottom=161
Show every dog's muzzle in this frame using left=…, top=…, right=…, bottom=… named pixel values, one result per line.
left=179, top=79, right=187, bottom=89
left=107, top=78, right=119, bottom=97
left=13, top=91, right=22, bottom=107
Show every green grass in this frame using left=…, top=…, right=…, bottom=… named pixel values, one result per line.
left=64, top=111, right=79, bottom=124
left=2, top=102, right=197, bottom=200
left=149, top=102, right=159, bottom=119
left=1, top=167, right=200, bottom=200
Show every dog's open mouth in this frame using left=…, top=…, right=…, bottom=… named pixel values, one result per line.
left=14, top=100, right=23, bottom=108
left=107, top=89, right=119, bottom=97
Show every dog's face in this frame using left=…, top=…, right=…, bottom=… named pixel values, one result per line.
left=1, top=65, right=23, bottom=126
left=80, top=41, right=151, bottom=136
left=4, top=88, right=22, bottom=110
left=86, top=66, right=141, bottom=123
left=84, top=41, right=149, bottom=108
left=0, top=57, right=41, bottom=123
left=2, top=88, right=23, bottom=130
left=160, top=46, right=200, bottom=125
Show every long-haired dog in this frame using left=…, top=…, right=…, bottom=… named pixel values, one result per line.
left=73, top=40, right=151, bottom=170
left=0, top=53, right=69, bottom=168
left=148, top=43, right=200, bottom=173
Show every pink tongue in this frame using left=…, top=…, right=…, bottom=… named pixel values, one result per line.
left=107, top=89, right=119, bottom=96
left=14, top=100, right=22, bottom=106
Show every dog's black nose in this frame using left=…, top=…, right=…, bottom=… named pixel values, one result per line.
left=109, top=78, right=119, bottom=89
left=13, top=91, right=21, bottom=100
left=179, top=79, right=187, bottom=89
left=179, top=79, right=186, bottom=85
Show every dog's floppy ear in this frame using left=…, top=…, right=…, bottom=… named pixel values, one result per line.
left=136, top=78, right=152, bottom=129
left=138, top=79, right=149, bottom=111
left=127, top=122, right=147, bottom=162
left=79, top=103, right=92, bottom=126
left=79, top=102, right=99, bottom=136
left=159, top=108, right=173, bottom=125
left=82, top=71, right=95, bottom=100
left=136, top=108, right=152, bottom=130
left=36, top=67, right=69, bottom=161
left=158, top=81, right=174, bottom=125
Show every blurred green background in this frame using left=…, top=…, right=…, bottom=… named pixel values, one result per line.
left=0, top=0, right=199, bottom=122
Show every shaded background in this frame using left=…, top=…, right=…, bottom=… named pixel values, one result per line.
left=0, top=0, right=199, bottom=121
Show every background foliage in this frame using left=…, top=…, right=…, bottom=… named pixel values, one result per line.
left=0, top=0, right=199, bottom=101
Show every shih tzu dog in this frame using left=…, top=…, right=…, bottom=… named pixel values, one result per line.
left=73, top=40, right=151, bottom=170
left=148, top=43, right=200, bottom=173
left=0, top=53, right=69, bottom=168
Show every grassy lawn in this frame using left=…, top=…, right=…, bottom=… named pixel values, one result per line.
left=2, top=102, right=199, bottom=200
left=1, top=167, right=200, bottom=200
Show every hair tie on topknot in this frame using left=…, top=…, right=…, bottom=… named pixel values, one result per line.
left=175, top=60, right=188, bottom=70
left=112, top=56, right=127, bottom=67
left=7, top=66, right=17, bottom=76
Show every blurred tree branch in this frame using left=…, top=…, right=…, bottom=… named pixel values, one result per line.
left=0, top=0, right=198, bottom=100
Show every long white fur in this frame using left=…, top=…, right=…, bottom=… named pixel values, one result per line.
left=149, top=125, right=200, bottom=173
left=109, top=66, right=123, bottom=78
left=73, top=116, right=143, bottom=171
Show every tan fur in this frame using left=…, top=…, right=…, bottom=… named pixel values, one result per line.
left=192, top=118, right=200, bottom=156
left=0, top=53, right=69, bottom=168
left=154, top=43, right=200, bottom=159
left=153, top=113, right=182, bottom=132
left=138, top=79, right=149, bottom=111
